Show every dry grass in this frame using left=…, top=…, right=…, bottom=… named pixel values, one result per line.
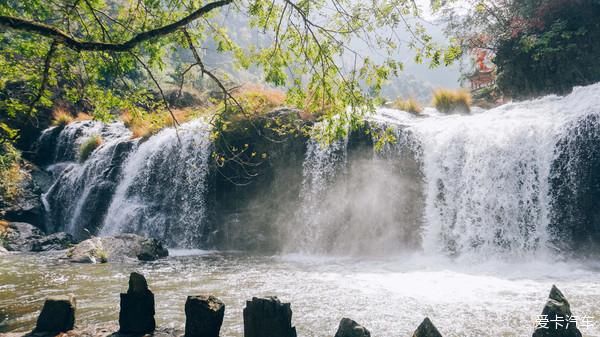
left=232, top=84, right=286, bottom=116
left=51, top=108, right=74, bottom=126
left=75, top=113, right=93, bottom=121
left=432, top=89, right=472, bottom=114
left=122, top=108, right=197, bottom=139
left=79, top=135, right=103, bottom=162
left=392, top=98, right=423, bottom=114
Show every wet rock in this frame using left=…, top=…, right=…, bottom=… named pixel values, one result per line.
left=65, top=234, right=168, bottom=263
left=33, top=295, right=76, bottom=334
left=0, top=164, right=45, bottom=229
left=66, top=237, right=106, bottom=263
left=185, top=295, right=225, bottom=337
left=31, top=232, right=74, bottom=251
left=3, top=222, right=44, bottom=251
left=412, top=317, right=443, bottom=337
left=0, top=245, right=8, bottom=255
left=334, top=318, right=371, bottom=337
left=119, top=272, right=156, bottom=335
left=532, top=285, right=582, bottom=337
left=243, top=296, right=297, bottom=337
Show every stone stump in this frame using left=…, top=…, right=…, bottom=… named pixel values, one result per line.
left=532, top=285, right=582, bottom=337
left=33, top=295, right=76, bottom=333
left=119, top=272, right=156, bottom=334
left=334, top=318, right=371, bottom=337
left=243, top=296, right=297, bottom=337
left=184, top=295, right=225, bottom=337
left=412, top=317, right=443, bottom=337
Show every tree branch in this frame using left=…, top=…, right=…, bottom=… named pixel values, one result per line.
left=0, top=0, right=232, bottom=51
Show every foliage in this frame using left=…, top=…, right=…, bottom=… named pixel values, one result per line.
left=79, top=135, right=103, bottom=162
left=432, top=89, right=471, bottom=113
left=440, top=0, right=600, bottom=98
left=392, top=98, right=422, bottom=114
left=0, top=143, right=23, bottom=202
left=0, top=0, right=461, bottom=149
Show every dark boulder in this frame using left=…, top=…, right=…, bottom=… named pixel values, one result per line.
left=33, top=295, right=76, bottom=334
left=0, top=163, right=46, bottom=229
left=243, top=296, right=297, bottom=337
left=413, top=317, right=443, bottom=337
left=185, top=295, right=225, bottom=337
left=532, top=285, right=582, bottom=337
left=31, top=232, right=74, bottom=251
left=119, top=272, right=156, bottom=335
left=65, top=234, right=168, bottom=263
left=3, top=222, right=44, bottom=251
left=334, top=318, right=371, bottom=337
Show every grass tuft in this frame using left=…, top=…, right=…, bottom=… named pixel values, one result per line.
left=79, top=135, right=103, bottom=162
left=51, top=108, right=74, bottom=126
left=392, top=98, right=423, bottom=114
left=432, top=89, right=472, bottom=114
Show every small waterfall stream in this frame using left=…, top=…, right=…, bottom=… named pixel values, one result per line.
left=101, top=120, right=212, bottom=247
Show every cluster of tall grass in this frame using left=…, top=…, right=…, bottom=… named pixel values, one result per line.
left=51, top=108, right=93, bottom=127
left=121, top=108, right=198, bottom=139
left=432, top=89, right=472, bottom=114
left=391, top=98, right=422, bottom=114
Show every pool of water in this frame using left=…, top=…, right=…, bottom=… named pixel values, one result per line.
left=1, top=251, right=599, bottom=336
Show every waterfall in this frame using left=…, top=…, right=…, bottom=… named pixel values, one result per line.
left=42, top=121, right=133, bottom=237
left=36, top=84, right=600, bottom=256
left=376, top=84, right=600, bottom=259
left=100, top=120, right=212, bottom=248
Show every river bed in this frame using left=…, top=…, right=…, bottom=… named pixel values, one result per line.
left=1, top=251, right=599, bottom=336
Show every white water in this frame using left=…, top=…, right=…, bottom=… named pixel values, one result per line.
left=290, top=84, right=600, bottom=259
left=100, top=120, right=212, bottom=247
left=41, top=121, right=132, bottom=236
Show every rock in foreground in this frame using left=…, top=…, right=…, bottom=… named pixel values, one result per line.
left=334, top=318, right=371, bottom=337
left=413, top=317, right=443, bottom=337
left=34, top=295, right=76, bottom=334
left=243, top=296, right=297, bottom=337
left=65, top=234, right=168, bottom=263
left=532, top=285, right=582, bottom=337
left=185, top=295, right=225, bottom=337
left=119, top=272, right=156, bottom=334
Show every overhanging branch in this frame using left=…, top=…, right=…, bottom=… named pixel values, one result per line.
left=0, top=0, right=232, bottom=51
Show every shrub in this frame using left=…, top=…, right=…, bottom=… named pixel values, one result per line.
left=392, top=98, right=423, bottom=114
left=51, top=108, right=74, bottom=126
left=432, top=89, right=472, bottom=114
left=79, top=135, right=103, bottom=162
left=0, top=143, right=23, bottom=202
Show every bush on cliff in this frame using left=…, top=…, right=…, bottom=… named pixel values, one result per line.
left=432, top=89, right=471, bottom=114
left=79, top=135, right=103, bottom=162
left=392, top=98, right=422, bottom=114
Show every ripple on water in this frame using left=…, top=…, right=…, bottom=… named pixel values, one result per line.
left=0, top=252, right=599, bottom=337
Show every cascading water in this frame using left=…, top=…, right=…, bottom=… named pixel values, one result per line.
left=36, top=84, right=600, bottom=256
left=374, top=84, right=600, bottom=259
left=100, top=120, right=212, bottom=247
left=42, top=121, right=133, bottom=236
left=283, top=84, right=600, bottom=259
